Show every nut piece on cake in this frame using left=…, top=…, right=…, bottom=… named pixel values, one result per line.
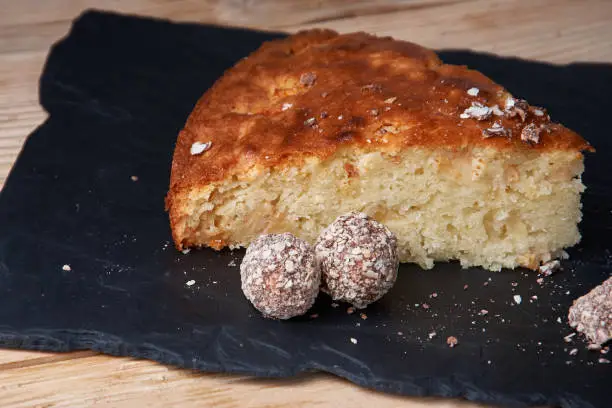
left=568, top=276, right=612, bottom=346
left=315, top=212, right=399, bottom=308
left=240, top=233, right=320, bottom=319
left=166, top=29, right=594, bottom=271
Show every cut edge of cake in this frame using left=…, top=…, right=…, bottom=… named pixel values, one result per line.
left=168, top=144, right=586, bottom=271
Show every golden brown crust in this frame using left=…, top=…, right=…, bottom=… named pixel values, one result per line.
left=167, top=29, right=593, bottom=218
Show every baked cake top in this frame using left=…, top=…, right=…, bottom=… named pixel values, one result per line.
left=169, top=29, right=593, bottom=191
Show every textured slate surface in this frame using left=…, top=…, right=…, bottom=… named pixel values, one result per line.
left=0, top=10, right=610, bottom=408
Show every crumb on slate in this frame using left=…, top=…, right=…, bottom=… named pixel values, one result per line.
left=563, top=333, right=576, bottom=342
left=539, top=260, right=561, bottom=276
left=447, top=336, right=459, bottom=348
left=62, top=264, right=71, bottom=271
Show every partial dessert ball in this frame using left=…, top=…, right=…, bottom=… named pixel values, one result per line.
left=315, top=212, right=399, bottom=308
left=240, top=233, right=320, bottom=319
left=568, top=276, right=611, bottom=346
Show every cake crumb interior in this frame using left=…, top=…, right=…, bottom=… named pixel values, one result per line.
left=175, top=146, right=585, bottom=271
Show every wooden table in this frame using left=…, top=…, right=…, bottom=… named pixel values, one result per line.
left=1, top=1, right=611, bottom=406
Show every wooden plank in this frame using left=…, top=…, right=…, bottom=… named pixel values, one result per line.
left=0, top=354, right=484, bottom=408
left=0, top=350, right=51, bottom=365
left=0, top=350, right=97, bottom=369
left=0, top=50, right=48, bottom=186
left=0, top=0, right=611, bottom=62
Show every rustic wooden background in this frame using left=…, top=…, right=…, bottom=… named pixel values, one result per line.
left=1, top=0, right=611, bottom=406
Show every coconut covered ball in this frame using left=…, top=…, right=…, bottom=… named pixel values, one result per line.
left=315, top=212, right=399, bottom=308
left=240, top=233, right=320, bottom=319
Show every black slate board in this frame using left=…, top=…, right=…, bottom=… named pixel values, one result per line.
left=0, top=10, right=611, bottom=408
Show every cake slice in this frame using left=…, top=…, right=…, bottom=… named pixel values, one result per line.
left=166, top=30, right=593, bottom=271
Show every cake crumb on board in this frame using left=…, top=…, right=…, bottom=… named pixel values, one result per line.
left=447, top=336, right=459, bottom=348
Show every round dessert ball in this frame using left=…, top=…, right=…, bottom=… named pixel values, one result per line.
left=315, top=212, right=399, bottom=308
left=240, top=233, right=320, bottom=319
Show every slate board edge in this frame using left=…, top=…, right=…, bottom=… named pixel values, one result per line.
left=0, top=325, right=589, bottom=408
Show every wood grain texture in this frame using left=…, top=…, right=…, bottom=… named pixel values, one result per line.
left=0, top=352, right=481, bottom=408
left=0, top=350, right=97, bottom=369
left=1, top=0, right=611, bottom=406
